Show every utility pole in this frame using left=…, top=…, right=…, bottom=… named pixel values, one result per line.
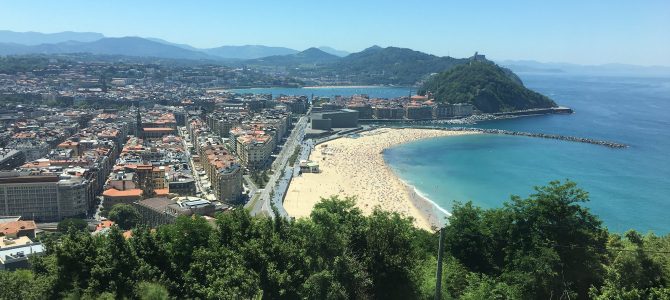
left=435, top=227, right=446, bottom=300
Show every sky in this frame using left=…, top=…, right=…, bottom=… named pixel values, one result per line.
left=1, top=0, right=669, bottom=66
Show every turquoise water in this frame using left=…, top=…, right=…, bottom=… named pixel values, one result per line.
left=234, top=76, right=670, bottom=233
left=385, top=74, right=670, bottom=234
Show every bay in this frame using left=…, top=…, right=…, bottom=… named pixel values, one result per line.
left=232, top=74, right=670, bottom=234
left=386, top=73, right=670, bottom=234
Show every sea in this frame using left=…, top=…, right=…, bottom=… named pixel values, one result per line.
left=233, top=73, right=670, bottom=234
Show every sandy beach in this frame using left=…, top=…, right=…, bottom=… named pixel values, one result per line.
left=283, top=128, right=477, bottom=230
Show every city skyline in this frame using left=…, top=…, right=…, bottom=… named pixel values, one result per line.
left=1, top=0, right=669, bottom=66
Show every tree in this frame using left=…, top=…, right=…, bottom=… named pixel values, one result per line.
left=184, top=248, right=260, bottom=299
left=444, top=201, right=497, bottom=274
left=0, top=181, right=665, bottom=299
left=502, top=180, right=609, bottom=299
left=108, top=204, right=141, bottom=230
left=364, top=209, right=423, bottom=299
left=460, top=274, right=522, bottom=300
left=136, top=282, right=170, bottom=300
left=87, top=227, right=138, bottom=298
left=590, top=231, right=669, bottom=299
left=58, top=218, right=89, bottom=233
left=0, top=269, right=50, bottom=300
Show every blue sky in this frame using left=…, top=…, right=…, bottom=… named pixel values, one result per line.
left=1, top=0, right=669, bottom=65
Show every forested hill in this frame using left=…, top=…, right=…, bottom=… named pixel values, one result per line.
left=326, top=46, right=471, bottom=85
left=419, top=61, right=557, bottom=113
left=240, top=46, right=478, bottom=85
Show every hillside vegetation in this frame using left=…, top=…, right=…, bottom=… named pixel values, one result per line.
left=1, top=181, right=668, bottom=299
left=420, top=62, right=557, bottom=113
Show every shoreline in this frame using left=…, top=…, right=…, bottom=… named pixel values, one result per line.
left=395, top=175, right=451, bottom=229
left=302, top=85, right=407, bottom=89
left=283, top=128, right=476, bottom=230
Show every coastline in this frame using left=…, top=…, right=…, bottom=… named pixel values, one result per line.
left=302, top=85, right=401, bottom=89
left=395, top=175, right=451, bottom=229
left=283, top=128, right=476, bottom=230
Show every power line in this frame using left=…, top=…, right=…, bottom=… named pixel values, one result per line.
left=551, top=243, right=670, bottom=255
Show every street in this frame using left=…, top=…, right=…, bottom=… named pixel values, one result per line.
left=245, top=107, right=311, bottom=217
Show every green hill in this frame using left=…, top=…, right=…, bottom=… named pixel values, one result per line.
left=329, top=46, right=470, bottom=85
left=419, top=61, right=557, bottom=113
left=245, top=47, right=340, bottom=66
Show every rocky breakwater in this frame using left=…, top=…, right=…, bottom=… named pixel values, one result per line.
left=448, top=127, right=628, bottom=149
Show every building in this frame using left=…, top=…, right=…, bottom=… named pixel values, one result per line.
left=311, top=109, right=359, bottom=130
left=0, top=220, right=37, bottom=239
left=0, top=173, right=91, bottom=221
left=453, top=103, right=474, bottom=117
left=299, top=160, right=320, bottom=173
left=236, top=133, right=273, bottom=170
left=433, top=103, right=454, bottom=119
left=142, top=127, right=177, bottom=139
left=168, top=174, right=196, bottom=196
left=0, top=149, right=26, bottom=171
left=0, top=236, right=45, bottom=270
left=196, top=134, right=244, bottom=204
left=134, top=196, right=228, bottom=227
left=405, top=104, right=433, bottom=120
left=373, top=106, right=404, bottom=119
left=347, top=104, right=373, bottom=119
left=102, top=186, right=144, bottom=207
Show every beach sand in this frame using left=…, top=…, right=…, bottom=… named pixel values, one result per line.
left=283, top=128, right=477, bottom=230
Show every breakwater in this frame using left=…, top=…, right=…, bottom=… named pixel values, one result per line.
left=403, top=126, right=628, bottom=149
left=360, top=107, right=574, bottom=125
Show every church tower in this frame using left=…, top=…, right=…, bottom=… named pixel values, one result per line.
left=135, top=105, right=143, bottom=138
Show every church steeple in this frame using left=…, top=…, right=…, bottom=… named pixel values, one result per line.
left=135, top=105, right=143, bottom=138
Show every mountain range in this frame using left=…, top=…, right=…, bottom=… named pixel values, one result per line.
left=0, top=30, right=349, bottom=60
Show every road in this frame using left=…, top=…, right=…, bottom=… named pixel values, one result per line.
left=246, top=108, right=311, bottom=217
left=243, top=174, right=259, bottom=198
left=177, top=126, right=209, bottom=198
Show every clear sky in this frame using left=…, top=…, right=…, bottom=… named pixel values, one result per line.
left=1, top=0, right=669, bottom=66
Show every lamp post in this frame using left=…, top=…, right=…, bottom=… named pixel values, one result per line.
left=435, top=227, right=446, bottom=300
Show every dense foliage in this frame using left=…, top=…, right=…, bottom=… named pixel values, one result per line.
left=1, top=181, right=668, bottom=299
left=419, top=61, right=557, bottom=112
left=57, top=218, right=89, bottom=233
left=108, top=204, right=141, bottom=230
left=0, top=55, right=53, bottom=74
left=325, top=46, right=471, bottom=85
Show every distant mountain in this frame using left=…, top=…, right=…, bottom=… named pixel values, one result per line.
left=145, top=37, right=201, bottom=52
left=500, top=60, right=670, bottom=76
left=317, top=46, right=349, bottom=57
left=0, top=37, right=214, bottom=60
left=419, top=61, right=557, bottom=113
left=245, top=47, right=340, bottom=66
left=0, top=30, right=104, bottom=45
left=203, top=45, right=298, bottom=60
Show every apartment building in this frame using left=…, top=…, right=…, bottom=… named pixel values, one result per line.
left=0, top=173, right=91, bottom=221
